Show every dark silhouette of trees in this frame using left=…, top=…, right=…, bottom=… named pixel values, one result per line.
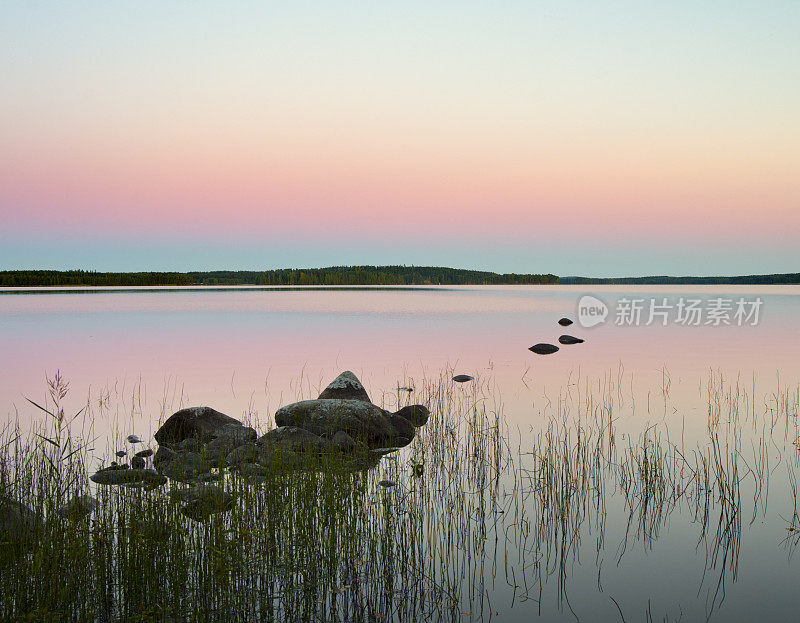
left=0, top=267, right=559, bottom=287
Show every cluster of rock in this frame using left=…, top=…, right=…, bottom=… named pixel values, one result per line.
left=85, top=371, right=430, bottom=521
left=529, top=317, right=586, bottom=355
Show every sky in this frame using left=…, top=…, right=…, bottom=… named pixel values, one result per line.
left=1, top=1, right=798, bottom=277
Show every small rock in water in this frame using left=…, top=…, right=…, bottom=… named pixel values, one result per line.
left=558, top=318, right=573, bottom=326
left=529, top=343, right=560, bottom=355
left=90, top=468, right=166, bottom=487
left=101, top=463, right=129, bottom=472
left=127, top=435, right=142, bottom=444
left=452, top=375, right=474, bottom=383
left=59, top=494, right=97, bottom=519
left=558, top=335, right=585, bottom=345
left=378, top=480, right=397, bottom=488
left=131, top=456, right=146, bottom=469
left=135, top=448, right=153, bottom=458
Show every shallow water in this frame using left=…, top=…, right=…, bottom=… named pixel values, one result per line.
left=1, top=285, right=799, bottom=620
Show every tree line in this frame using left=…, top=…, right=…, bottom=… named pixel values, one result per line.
left=559, top=273, right=800, bottom=285
left=0, top=267, right=559, bottom=287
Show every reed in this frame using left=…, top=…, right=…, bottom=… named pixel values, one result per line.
left=0, top=369, right=798, bottom=621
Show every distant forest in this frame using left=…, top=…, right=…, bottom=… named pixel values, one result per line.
left=3, top=269, right=798, bottom=287
left=560, top=273, right=800, bottom=285
left=0, top=267, right=559, bottom=287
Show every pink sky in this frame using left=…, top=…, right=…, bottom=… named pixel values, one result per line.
left=1, top=2, right=798, bottom=274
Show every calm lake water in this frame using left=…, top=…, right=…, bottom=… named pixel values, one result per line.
left=2, top=285, right=799, bottom=620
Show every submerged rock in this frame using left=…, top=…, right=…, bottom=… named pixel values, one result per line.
left=157, top=452, right=212, bottom=483
left=558, top=335, right=585, bottom=345
left=0, top=494, right=42, bottom=548
left=90, top=468, right=167, bottom=487
left=154, top=406, right=246, bottom=445
left=180, top=486, right=233, bottom=522
left=236, top=462, right=271, bottom=480
left=59, top=494, right=97, bottom=519
left=452, top=375, right=474, bottom=383
left=317, top=370, right=371, bottom=402
left=558, top=318, right=573, bottom=327
left=529, top=343, right=560, bottom=355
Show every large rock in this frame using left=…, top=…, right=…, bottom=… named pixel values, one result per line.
left=275, top=400, right=401, bottom=447
left=317, top=371, right=371, bottom=402
left=272, top=371, right=431, bottom=449
left=154, top=407, right=246, bottom=445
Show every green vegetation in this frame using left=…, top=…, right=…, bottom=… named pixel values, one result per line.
left=3, top=268, right=798, bottom=287
left=560, top=272, right=800, bottom=285
left=0, top=267, right=557, bottom=287
left=2, top=370, right=799, bottom=620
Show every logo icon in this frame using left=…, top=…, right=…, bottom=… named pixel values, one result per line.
left=578, top=295, right=608, bottom=328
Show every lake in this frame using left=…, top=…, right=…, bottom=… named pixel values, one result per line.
left=1, top=285, right=799, bottom=620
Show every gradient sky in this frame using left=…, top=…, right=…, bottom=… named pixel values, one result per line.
left=1, top=1, right=798, bottom=276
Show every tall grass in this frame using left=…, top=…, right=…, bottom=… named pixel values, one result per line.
left=1, top=368, right=798, bottom=621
